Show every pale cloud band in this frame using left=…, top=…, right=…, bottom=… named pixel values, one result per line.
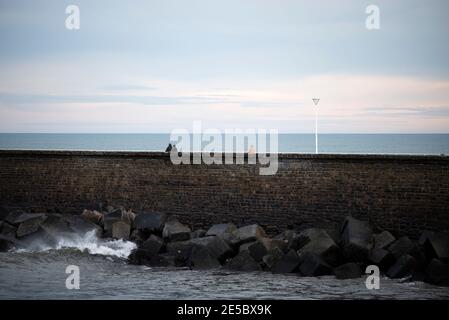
left=1, top=74, right=448, bottom=133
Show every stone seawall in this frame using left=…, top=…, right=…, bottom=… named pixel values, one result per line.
left=0, top=150, right=448, bottom=238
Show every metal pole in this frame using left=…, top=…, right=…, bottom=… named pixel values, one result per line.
left=315, top=105, right=318, bottom=154
left=312, top=98, right=320, bottom=154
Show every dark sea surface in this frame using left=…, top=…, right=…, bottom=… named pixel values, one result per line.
left=0, top=232, right=448, bottom=300
left=1, top=250, right=449, bottom=300
left=0, top=133, right=448, bottom=154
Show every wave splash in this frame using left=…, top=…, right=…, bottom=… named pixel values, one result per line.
left=17, top=230, right=136, bottom=259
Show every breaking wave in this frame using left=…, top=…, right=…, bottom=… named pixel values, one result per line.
left=16, top=230, right=136, bottom=259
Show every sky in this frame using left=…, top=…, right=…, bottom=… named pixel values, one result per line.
left=1, top=0, right=449, bottom=133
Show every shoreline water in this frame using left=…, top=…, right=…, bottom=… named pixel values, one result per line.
left=1, top=133, right=448, bottom=155
left=1, top=251, right=449, bottom=300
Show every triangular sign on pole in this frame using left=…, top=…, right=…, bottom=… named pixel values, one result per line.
left=312, top=98, right=320, bottom=106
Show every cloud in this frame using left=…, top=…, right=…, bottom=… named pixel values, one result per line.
left=100, top=85, right=157, bottom=91
left=1, top=54, right=449, bottom=133
left=363, top=106, right=449, bottom=117
left=0, top=93, right=236, bottom=106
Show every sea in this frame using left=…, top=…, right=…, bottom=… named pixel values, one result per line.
left=0, top=133, right=448, bottom=154
left=0, top=234, right=448, bottom=300
left=1, top=133, right=449, bottom=299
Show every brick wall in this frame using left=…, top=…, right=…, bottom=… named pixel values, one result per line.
left=0, top=150, right=448, bottom=238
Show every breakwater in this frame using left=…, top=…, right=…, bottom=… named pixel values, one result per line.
left=0, top=150, right=448, bottom=238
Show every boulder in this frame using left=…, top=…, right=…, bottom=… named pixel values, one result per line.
left=297, top=228, right=340, bottom=266
left=146, top=254, right=177, bottom=267
left=387, top=236, right=415, bottom=259
left=163, top=219, right=191, bottom=242
left=298, top=252, right=332, bottom=277
left=128, top=248, right=150, bottom=265
left=386, top=237, right=426, bottom=271
left=421, top=232, right=449, bottom=263
left=3, top=210, right=25, bottom=224
left=206, top=223, right=237, bottom=238
left=373, top=231, right=396, bottom=249
left=16, top=215, right=47, bottom=238
left=107, top=207, right=123, bottom=215
left=246, top=240, right=267, bottom=261
left=419, top=230, right=435, bottom=246
left=271, top=238, right=288, bottom=252
left=103, top=210, right=123, bottom=234
left=189, top=245, right=221, bottom=269
left=129, top=249, right=181, bottom=267
left=141, top=235, right=165, bottom=255
left=271, top=250, right=301, bottom=274
left=133, top=211, right=167, bottom=233
left=130, top=230, right=148, bottom=244
left=410, top=246, right=427, bottom=271
left=167, top=236, right=233, bottom=262
left=224, top=251, right=261, bottom=272
left=340, top=216, right=372, bottom=262
left=325, top=227, right=341, bottom=245
left=81, top=209, right=103, bottom=225
left=5, top=212, right=46, bottom=226
left=18, top=228, right=58, bottom=250
left=197, top=236, right=234, bottom=262
left=13, top=214, right=75, bottom=247
left=13, top=214, right=74, bottom=250
left=262, top=247, right=284, bottom=270
left=274, top=230, right=307, bottom=252
left=0, top=221, right=17, bottom=238
left=239, top=241, right=256, bottom=252
left=231, top=224, right=267, bottom=246
left=64, top=215, right=102, bottom=237
left=369, top=248, right=395, bottom=270
left=424, top=259, right=449, bottom=286
left=167, top=240, right=195, bottom=260
left=39, top=215, right=73, bottom=238
left=387, top=254, right=417, bottom=279
left=191, top=229, right=206, bottom=239
left=333, top=262, right=362, bottom=279
left=167, top=236, right=233, bottom=263
left=0, top=234, right=20, bottom=252
left=106, top=205, right=117, bottom=213
left=112, top=221, right=131, bottom=240
left=411, top=271, right=425, bottom=282
left=247, top=238, right=287, bottom=262
left=121, top=210, right=136, bottom=225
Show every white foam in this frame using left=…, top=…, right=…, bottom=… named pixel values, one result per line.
left=17, top=230, right=136, bottom=259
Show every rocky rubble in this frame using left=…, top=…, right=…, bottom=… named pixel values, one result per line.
left=1, top=206, right=449, bottom=287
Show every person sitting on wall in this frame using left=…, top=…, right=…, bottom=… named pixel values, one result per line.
left=172, top=144, right=178, bottom=153
left=165, top=143, right=173, bottom=152
left=248, top=145, right=256, bottom=155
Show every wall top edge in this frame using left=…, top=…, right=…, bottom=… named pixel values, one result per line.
left=0, top=149, right=448, bottom=162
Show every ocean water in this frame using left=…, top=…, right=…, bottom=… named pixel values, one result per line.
left=1, top=237, right=449, bottom=300
left=0, top=133, right=448, bottom=154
